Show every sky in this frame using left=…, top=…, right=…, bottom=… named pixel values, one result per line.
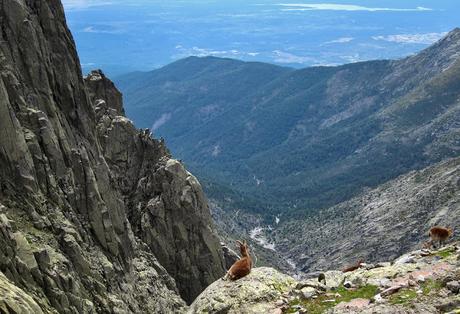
left=62, top=0, right=460, bottom=76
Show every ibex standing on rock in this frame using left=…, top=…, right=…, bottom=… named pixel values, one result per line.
left=223, top=240, right=252, bottom=280
left=342, top=259, right=364, bottom=273
left=429, top=226, right=453, bottom=248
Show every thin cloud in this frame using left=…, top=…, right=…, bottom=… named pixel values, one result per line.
left=173, top=46, right=260, bottom=59
left=82, top=26, right=123, bottom=34
left=372, top=32, right=448, bottom=44
left=340, top=54, right=363, bottom=63
left=62, top=0, right=113, bottom=10
left=272, top=50, right=313, bottom=64
left=325, top=37, right=354, bottom=44
left=216, top=13, right=260, bottom=18
left=277, top=3, right=432, bottom=12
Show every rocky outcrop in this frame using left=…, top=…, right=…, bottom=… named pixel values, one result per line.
left=0, top=0, right=224, bottom=311
left=191, top=244, right=460, bottom=313
left=85, top=70, right=125, bottom=115
left=0, top=271, right=45, bottom=314
left=287, top=244, right=460, bottom=313
left=84, top=71, right=226, bottom=303
left=189, top=267, right=295, bottom=314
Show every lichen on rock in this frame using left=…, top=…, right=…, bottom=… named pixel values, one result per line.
left=189, top=267, right=295, bottom=314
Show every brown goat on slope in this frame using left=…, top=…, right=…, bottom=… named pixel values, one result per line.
left=223, top=240, right=252, bottom=280
left=429, top=226, right=453, bottom=248
left=342, top=259, right=364, bottom=273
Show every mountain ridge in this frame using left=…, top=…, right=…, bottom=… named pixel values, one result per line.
left=116, top=28, right=460, bottom=217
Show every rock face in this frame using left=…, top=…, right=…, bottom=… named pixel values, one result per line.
left=0, top=0, right=224, bottom=311
left=85, top=70, right=125, bottom=115
left=0, top=271, right=44, bottom=314
left=189, top=267, right=295, bottom=314
left=85, top=70, right=226, bottom=303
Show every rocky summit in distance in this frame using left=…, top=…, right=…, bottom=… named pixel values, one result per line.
left=0, top=0, right=224, bottom=312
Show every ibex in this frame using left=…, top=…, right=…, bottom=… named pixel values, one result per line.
left=342, top=259, right=363, bottom=273
left=223, top=240, right=252, bottom=280
left=429, top=226, right=453, bottom=248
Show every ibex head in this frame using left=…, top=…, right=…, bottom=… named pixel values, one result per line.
left=236, top=240, right=249, bottom=257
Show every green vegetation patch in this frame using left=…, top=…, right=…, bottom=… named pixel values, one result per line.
left=435, top=247, right=456, bottom=259
left=287, top=284, right=379, bottom=314
left=389, top=288, right=418, bottom=305
left=420, top=279, right=443, bottom=295
left=271, top=282, right=290, bottom=293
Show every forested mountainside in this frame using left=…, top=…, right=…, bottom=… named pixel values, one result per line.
left=117, top=29, right=460, bottom=217
left=0, top=0, right=224, bottom=311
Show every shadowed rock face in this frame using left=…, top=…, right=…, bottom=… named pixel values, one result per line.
left=84, top=71, right=226, bottom=303
left=0, top=0, right=224, bottom=311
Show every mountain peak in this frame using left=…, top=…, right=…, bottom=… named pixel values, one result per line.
left=430, top=27, right=460, bottom=51
left=397, top=27, right=460, bottom=77
left=449, top=27, right=460, bottom=35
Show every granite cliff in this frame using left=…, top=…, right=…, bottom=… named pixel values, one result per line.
left=0, top=0, right=224, bottom=312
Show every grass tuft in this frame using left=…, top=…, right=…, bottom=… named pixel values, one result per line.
left=286, top=284, right=378, bottom=314
left=389, top=288, right=417, bottom=305
left=435, top=247, right=455, bottom=259
left=420, top=279, right=443, bottom=295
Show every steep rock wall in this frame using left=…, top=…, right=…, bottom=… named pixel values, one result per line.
left=0, top=0, right=224, bottom=311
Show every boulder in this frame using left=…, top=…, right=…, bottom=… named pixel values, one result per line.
left=300, top=286, right=317, bottom=299
left=189, top=267, right=295, bottom=314
left=446, top=281, right=460, bottom=294
left=0, top=272, right=44, bottom=314
left=323, top=270, right=346, bottom=290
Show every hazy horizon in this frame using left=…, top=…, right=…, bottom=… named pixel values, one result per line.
left=63, top=0, right=460, bottom=76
